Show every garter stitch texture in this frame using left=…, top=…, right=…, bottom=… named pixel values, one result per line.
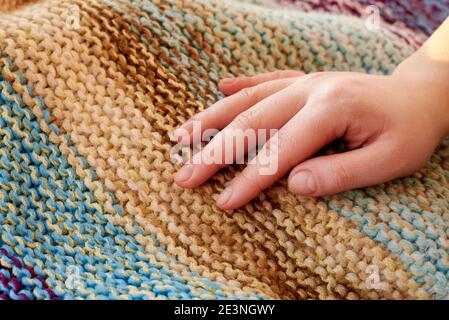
left=0, top=0, right=448, bottom=300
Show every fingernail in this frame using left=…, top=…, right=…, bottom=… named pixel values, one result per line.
left=289, top=170, right=316, bottom=195
left=175, top=165, right=194, bottom=183
left=220, top=78, right=235, bottom=85
left=217, top=187, right=233, bottom=207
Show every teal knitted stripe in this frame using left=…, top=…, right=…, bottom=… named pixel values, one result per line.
left=328, top=187, right=449, bottom=299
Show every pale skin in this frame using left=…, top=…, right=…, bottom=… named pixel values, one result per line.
left=174, top=17, right=449, bottom=210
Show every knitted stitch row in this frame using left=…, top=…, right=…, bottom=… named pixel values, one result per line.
left=274, top=0, right=449, bottom=37
left=0, top=0, right=448, bottom=299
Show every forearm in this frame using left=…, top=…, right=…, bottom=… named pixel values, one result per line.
left=396, top=17, right=449, bottom=72
left=393, top=17, right=449, bottom=137
left=421, top=16, right=449, bottom=64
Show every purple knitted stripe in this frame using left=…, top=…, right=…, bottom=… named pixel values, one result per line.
left=0, top=247, right=59, bottom=300
left=275, top=0, right=449, bottom=36
left=0, top=269, right=29, bottom=300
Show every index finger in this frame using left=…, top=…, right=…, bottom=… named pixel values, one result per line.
left=216, top=104, right=345, bottom=209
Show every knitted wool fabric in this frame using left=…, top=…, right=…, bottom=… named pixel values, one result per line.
left=0, top=0, right=448, bottom=300
left=274, top=0, right=449, bottom=37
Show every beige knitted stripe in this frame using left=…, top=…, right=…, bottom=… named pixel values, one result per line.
left=73, top=0, right=350, bottom=297
left=75, top=0, right=288, bottom=298
left=75, top=0, right=307, bottom=299
left=0, top=0, right=275, bottom=299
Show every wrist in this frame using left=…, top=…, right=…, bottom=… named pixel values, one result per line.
left=392, top=50, right=449, bottom=139
left=394, top=49, right=449, bottom=82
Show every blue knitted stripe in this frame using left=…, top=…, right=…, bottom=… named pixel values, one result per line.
left=0, top=58, right=258, bottom=299
left=328, top=189, right=449, bottom=299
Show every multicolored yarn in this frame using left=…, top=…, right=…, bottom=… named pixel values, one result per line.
left=271, top=0, right=449, bottom=37
left=0, top=0, right=448, bottom=300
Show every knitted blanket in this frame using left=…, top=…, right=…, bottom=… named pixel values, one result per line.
left=0, top=0, right=448, bottom=300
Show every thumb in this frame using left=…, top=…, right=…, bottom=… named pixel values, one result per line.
left=288, top=142, right=403, bottom=196
left=219, top=70, right=304, bottom=95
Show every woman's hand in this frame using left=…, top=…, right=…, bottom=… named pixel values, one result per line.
left=173, top=67, right=449, bottom=210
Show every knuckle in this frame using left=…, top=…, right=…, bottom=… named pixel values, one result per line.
left=264, top=137, right=281, bottom=157
left=322, top=81, right=347, bottom=100
left=285, top=69, right=304, bottom=77
left=239, top=86, right=257, bottom=99
left=324, top=78, right=361, bottom=102
left=305, top=71, right=329, bottom=82
left=240, top=169, right=264, bottom=194
left=189, top=114, right=202, bottom=123
left=304, top=109, right=328, bottom=132
left=302, top=102, right=342, bottom=142
left=330, top=161, right=354, bottom=191
left=385, top=141, right=413, bottom=174
left=309, top=82, right=356, bottom=115
left=232, top=110, right=255, bottom=128
left=273, top=70, right=285, bottom=79
left=263, top=135, right=295, bottom=168
left=312, top=117, right=328, bottom=135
